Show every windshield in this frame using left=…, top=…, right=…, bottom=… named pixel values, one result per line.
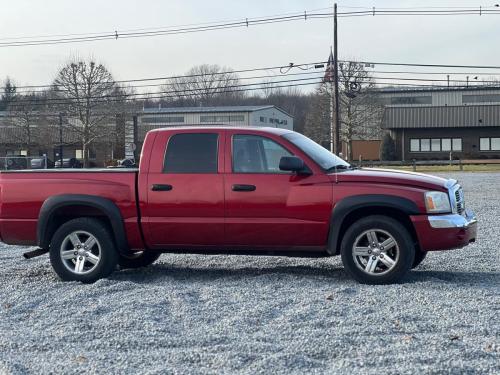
left=282, top=132, right=351, bottom=171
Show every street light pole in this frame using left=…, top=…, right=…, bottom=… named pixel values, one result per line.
left=333, top=3, right=341, bottom=155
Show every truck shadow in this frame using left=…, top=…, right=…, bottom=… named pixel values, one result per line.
left=407, top=270, right=499, bottom=286
left=114, top=263, right=497, bottom=287
left=115, top=263, right=349, bottom=283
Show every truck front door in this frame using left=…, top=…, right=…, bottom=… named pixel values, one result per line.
left=143, top=129, right=225, bottom=248
left=224, top=131, right=332, bottom=249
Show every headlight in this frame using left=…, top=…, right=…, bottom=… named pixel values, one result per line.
left=425, top=191, right=451, bottom=213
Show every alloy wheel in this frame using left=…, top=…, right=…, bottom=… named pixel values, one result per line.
left=60, top=230, right=102, bottom=274
left=351, top=229, right=399, bottom=276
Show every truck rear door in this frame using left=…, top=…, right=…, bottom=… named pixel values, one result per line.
left=142, top=129, right=225, bottom=248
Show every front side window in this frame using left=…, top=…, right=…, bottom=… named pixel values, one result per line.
left=232, top=134, right=292, bottom=173
left=282, top=132, right=350, bottom=170
left=163, top=133, right=218, bottom=173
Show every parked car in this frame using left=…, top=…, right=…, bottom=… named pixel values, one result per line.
left=30, top=157, right=55, bottom=169
left=54, top=158, right=82, bottom=168
left=0, top=155, right=29, bottom=170
left=0, top=127, right=477, bottom=284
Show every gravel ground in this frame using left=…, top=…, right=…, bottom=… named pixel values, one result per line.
left=0, top=172, right=499, bottom=375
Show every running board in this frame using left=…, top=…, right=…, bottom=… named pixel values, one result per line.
left=23, top=248, right=49, bottom=259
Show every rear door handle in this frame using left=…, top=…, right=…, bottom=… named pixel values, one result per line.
left=151, top=184, right=173, bottom=191
left=232, top=184, right=256, bottom=192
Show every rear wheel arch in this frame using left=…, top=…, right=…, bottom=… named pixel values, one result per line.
left=327, top=194, right=421, bottom=255
left=37, top=194, right=129, bottom=254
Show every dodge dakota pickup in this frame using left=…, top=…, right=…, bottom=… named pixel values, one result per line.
left=0, top=127, right=477, bottom=284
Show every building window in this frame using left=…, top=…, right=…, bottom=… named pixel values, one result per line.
left=259, top=116, right=266, bottom=123
left=420, top=139, right=430, bottom=152
left=452, top=138, right=462, bottom=151
left=409, top=138, right=462, bottom=152
left=269, top=118, right=274, bottom=124
left=142, top=116, right=185, bottom=124
left=462, top=94, right=500, bottom=104
left=431, top=139, right=441, bottom=152
left=410, top=139, right=420, bottom=152
left=480, top=137, right=500, bottom=151
left=229, top=115, right=244, bottom=122
left=441, top=138, right=452, bottom=152
left=391, top=96, right=432, bottom=105
left=163, top=133, right=218, bottom=173
left=283, top=120, right=287, bottom=125
left=200, top=115, right=244, bottom=123
left=75, top=150, right=83, bottom=159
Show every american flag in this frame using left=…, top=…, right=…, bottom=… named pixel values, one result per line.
left=323, top=50, right=335, bottom=83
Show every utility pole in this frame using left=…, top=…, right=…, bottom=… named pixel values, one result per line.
left=333, top=3, right=341, bottom=155
left=59, top=113, right=63, bottom=167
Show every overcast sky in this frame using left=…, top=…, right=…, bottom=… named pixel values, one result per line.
left=1, top=0, right=500, bottom=88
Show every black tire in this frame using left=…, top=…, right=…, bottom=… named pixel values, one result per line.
left=49, top=217, right=118, bottom=283
left=340, top=215, right=415, bottom=284
left=412, top=250, right=427, bottom=269
left=118, top=251, right=161, bottom=269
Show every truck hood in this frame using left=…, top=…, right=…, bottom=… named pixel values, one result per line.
left=333, top=168, right=455, bottom=191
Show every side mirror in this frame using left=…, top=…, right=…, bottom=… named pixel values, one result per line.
left=279, top=156, right=310, bottom=174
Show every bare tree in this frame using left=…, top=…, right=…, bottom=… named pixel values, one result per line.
left=304, top=62, right=383, bottom=159
left=0, top=77, right=17, bottom=111
left=161, top=64, right=244, bottom=106
left=7, top=92, right=48, bottom=155
left=51, top=60, right=116, bottom=167
left=303, top=85, right=331, bottom=147
left=338, top=61, right=384, bottom=160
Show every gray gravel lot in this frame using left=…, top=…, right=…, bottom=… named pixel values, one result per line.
left=0, top=172, right=499, bottom=375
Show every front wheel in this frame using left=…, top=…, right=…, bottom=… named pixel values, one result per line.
left=49, top=218, right=118, bottom=283
left=340, top=215, right=415, bottom=284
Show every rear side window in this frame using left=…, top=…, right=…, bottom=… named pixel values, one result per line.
left=163, top=133, right=218, bottom=173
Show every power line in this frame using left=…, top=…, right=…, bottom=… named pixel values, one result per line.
left=2, top=8, right=500, bottom=48
left=0, top=11, right=335, bottom=48
left=12, top=61, right=327, bottom=90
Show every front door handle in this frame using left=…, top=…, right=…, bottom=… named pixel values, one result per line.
left=152, top=184, right=173, bottom=191
left=232, top=184, right=256, bottom=192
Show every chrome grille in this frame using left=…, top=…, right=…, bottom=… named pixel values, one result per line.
left=453, top=186, right=465, bottom=215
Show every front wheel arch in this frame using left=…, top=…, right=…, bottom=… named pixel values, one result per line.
left=327, top=195, right=421, bottom=256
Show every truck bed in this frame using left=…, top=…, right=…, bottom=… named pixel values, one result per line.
left=0, top=169, right=143, bottom=248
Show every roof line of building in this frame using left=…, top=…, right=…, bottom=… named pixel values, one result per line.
left=371, top=85, right=500, bottom=94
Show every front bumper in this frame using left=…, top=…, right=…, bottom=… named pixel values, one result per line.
left=411, top=209, right=477, bottom=251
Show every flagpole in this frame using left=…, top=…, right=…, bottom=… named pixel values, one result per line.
left=330, top=65, right=334, bottom=153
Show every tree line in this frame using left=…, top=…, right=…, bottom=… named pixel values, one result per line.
left=0, top=60, right=388, bottom=166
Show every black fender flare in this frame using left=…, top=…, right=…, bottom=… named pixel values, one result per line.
left=37, top=194, right=129, bottom=253
left=327, top=194, right=420, bottom=255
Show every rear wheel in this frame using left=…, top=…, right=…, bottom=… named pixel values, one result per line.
left=118, top=251, right=161, bottom=269
left=412, top=251, right=427, bottom=269
left=49, top=218, right=118, bottom=283
left=340, top=215, right=415, bottom=284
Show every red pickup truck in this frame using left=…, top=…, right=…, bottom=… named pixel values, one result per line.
left=0, top=127, right=477, bottom=284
